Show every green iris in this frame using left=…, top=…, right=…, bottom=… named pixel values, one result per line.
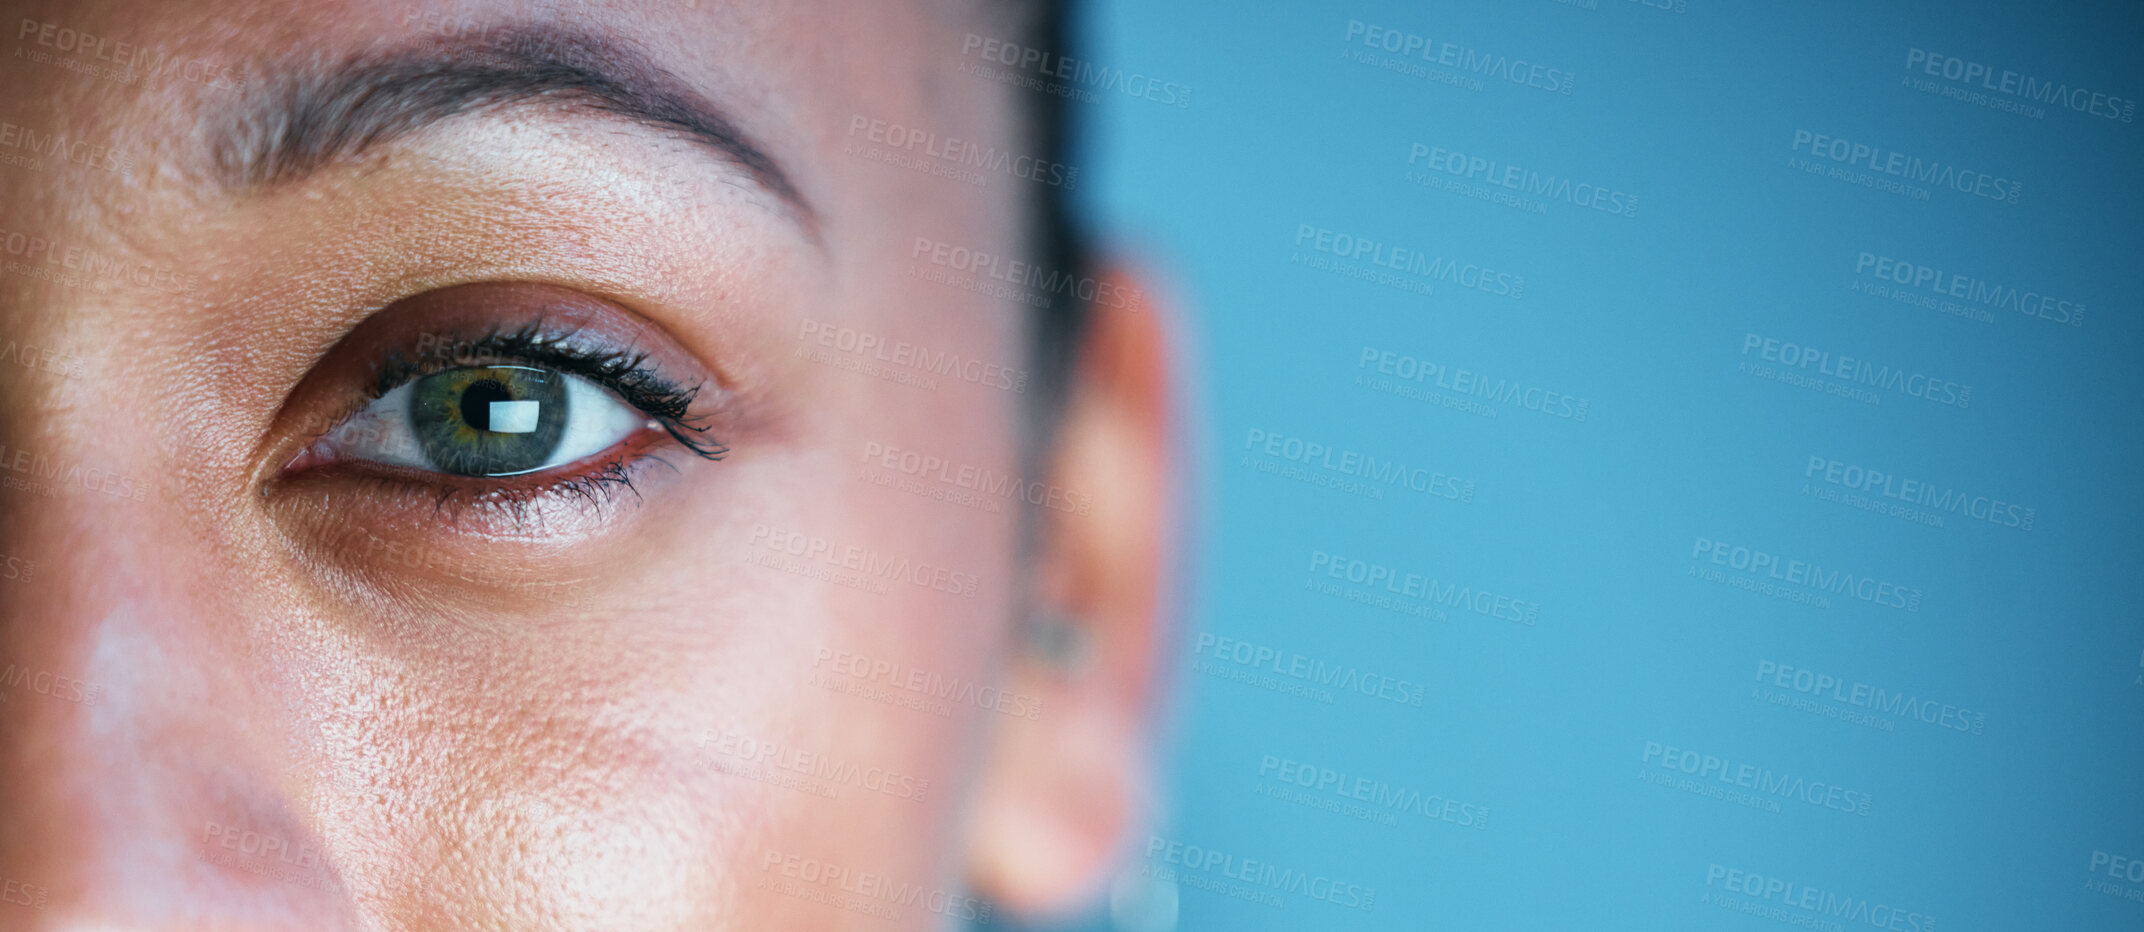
left=408, top=365, right=568, bottom=476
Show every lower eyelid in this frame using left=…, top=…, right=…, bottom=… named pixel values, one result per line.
left=282, top=449, right=673, bottom=540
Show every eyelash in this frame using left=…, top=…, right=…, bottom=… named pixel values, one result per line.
left=371, top=323, right=726, bottom=456
left=321, top=322, right=726, bottom=515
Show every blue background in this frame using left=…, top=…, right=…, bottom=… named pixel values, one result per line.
left=998, top=0, right=2144, bottom=929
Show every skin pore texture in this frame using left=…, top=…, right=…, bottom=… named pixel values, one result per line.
left=0, top=0, right=1176, bottom=929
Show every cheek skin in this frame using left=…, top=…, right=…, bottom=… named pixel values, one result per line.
left=275, top=414, right=1021, bottom=930
left=0, top=0, right=1037, bottom=928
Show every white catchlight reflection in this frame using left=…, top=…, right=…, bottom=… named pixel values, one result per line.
left=488, top=400, right=541, bottom=434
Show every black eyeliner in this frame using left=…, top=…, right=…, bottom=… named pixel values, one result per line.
left=369, top=321, right=728, bottom=461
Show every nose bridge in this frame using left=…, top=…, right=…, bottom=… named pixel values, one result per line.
left=0, top=496, right=355, bottom=929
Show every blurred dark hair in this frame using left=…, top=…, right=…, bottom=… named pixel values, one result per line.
left=1016, top=0, right=1090, bottom=467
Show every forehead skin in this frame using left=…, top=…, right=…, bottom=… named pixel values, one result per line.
left=0, top=0, right=1042, bottom=928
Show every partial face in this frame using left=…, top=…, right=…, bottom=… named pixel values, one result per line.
left=0, top=1, right=1169, bottom=928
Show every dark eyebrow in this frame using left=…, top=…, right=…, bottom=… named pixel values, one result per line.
left=213, top=26, right=816, bottom=233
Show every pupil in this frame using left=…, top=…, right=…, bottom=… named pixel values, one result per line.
left=459, top=380, right=514, bottom=432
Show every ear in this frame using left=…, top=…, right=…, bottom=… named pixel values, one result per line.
left=965, top=262, right=1178, bottom=919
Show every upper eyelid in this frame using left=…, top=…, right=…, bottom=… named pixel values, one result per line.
left=376, top=325, right=675, bottom=395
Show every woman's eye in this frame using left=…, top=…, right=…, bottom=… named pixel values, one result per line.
left=312, top=365, right=654, bottom=477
